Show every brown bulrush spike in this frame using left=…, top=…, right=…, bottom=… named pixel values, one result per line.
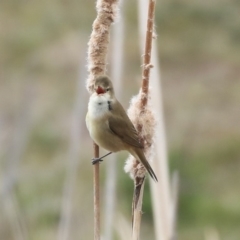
left=86, top=1, right=120, bottom=240
left=124, top=1, right=157, bottom=239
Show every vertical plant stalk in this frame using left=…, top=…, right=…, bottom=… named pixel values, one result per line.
left=138, top=0, right=173, bottom=239
left=93, top=142, right=100, bottom=240
left=86, top=1, right=119, bottom=239
left=131, top=1, right=156, bottom=239
left=140, top=0, right=155, bottom=108
left=132, top=177, right=145, bottom=240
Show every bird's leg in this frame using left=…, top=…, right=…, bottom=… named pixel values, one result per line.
left=92, top=152, right=112, bottom=165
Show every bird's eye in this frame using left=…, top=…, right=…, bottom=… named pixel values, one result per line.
left=106, top=88, right=110, bottom=91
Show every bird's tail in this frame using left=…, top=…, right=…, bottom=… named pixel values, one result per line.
left=130, top=148, right=158, bottom=182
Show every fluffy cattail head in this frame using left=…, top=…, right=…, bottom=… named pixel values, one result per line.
left=124, top=90, right=156, bottom=179
left=86, top=0, right=119, bottom=93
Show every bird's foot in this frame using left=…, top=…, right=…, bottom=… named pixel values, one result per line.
left=91, top=152, right=112, bottom=165
left=92, top=157, right=104, bottom=165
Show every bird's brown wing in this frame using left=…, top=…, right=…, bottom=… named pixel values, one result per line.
left=108, top=115, right=143, bottom=149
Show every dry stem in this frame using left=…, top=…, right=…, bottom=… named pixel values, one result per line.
left=140, top=0, right=155, bottom=107
left=132, top=177, right=145, bottom=240
left=93, top=142, right=100, bottom=240
left=138, top=0, right=173, bottom=238
left=86, top=1, right=119, bottom=239
left=132, top=1, right=156, bottom=240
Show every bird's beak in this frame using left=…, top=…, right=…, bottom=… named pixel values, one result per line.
left=96, top=86, right=105, bottom=95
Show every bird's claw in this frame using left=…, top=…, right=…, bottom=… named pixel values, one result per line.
left=92, top=157, right=104, bottom=165
left=91, top=152, right=112, bottom=165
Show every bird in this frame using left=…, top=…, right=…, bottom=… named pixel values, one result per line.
left=86, top=75, right=157, bottom=181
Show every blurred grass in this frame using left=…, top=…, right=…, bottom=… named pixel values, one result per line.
left=0, top=0, right=240, bottom=239
left=170, top=137, right=240, bottom=239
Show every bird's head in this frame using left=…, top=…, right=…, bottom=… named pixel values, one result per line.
left=94, top=76, right=114, bottom=97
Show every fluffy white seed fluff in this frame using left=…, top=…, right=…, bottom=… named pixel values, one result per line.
left=124, top=90, right=156, bottom=179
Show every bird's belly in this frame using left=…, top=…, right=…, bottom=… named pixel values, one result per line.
left=89, top=120, right=125, bottom=152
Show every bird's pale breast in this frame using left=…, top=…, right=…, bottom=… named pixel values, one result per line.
left=88, top=115, right=125, bottom=152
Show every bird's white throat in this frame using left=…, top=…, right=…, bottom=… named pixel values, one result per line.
left=88, top=93, right=112, bottom=119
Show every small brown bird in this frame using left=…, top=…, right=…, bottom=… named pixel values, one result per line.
left=86, top=76, right=157, bottom=181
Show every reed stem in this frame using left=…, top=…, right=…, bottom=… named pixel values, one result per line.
left=86, top=1, right=120, bottom=239
left=93, top=143, right=100, bottom=240
left=132, top=1, right=156, bottom=240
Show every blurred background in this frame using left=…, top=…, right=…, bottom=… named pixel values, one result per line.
left=0, top=0, right=240, bottom=239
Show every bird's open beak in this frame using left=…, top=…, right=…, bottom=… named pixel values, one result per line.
left=96, top=86, right=105, bottom=95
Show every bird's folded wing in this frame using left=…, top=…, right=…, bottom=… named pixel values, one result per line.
left=108, top=116, right=143, bottom=148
